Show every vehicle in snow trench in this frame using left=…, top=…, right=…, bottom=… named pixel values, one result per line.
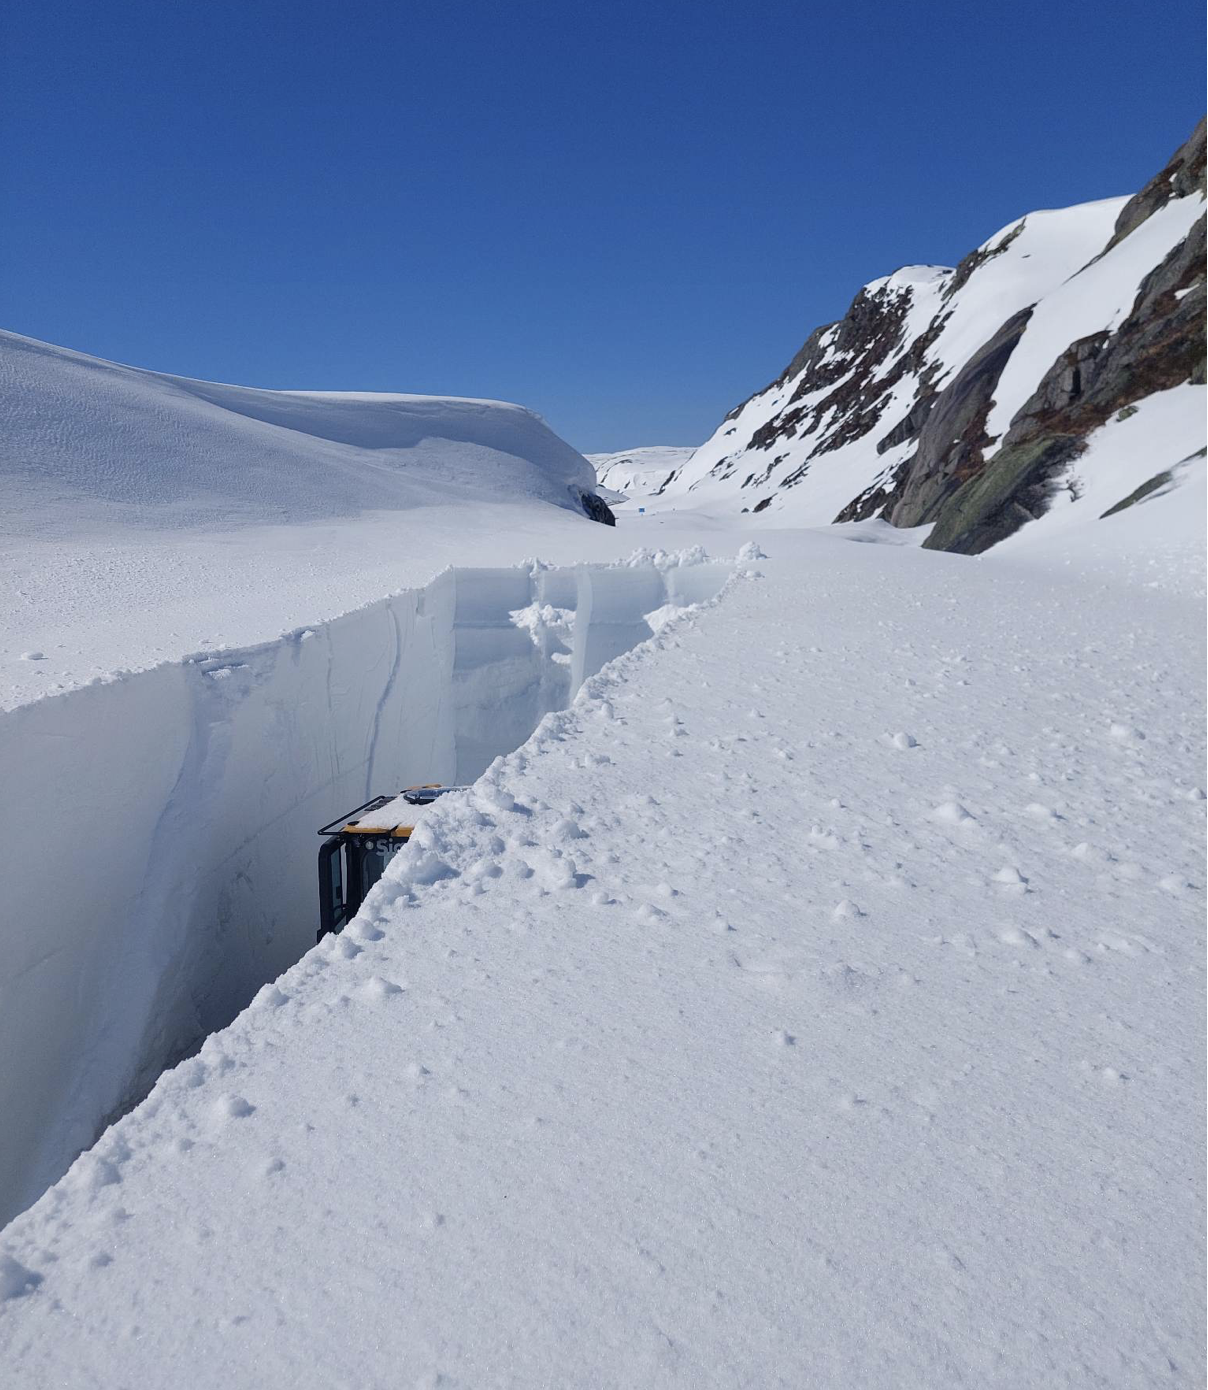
left=316, top=785, right=467, bottom=940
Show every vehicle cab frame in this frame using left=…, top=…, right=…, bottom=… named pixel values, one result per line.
left=316, top=785, right=457, bottom=940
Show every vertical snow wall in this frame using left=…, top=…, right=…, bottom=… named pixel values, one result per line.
left=0, top=556, right=730, bottom=1226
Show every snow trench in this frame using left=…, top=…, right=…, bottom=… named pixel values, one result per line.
left=0, top=553, right=731, bottom=1226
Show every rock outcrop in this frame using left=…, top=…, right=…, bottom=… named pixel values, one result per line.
left=577, top=489, right=617, bottom=526
left=919, top=207, right=1205, bottom=552
left=662, top=119, right=1205, bottom=551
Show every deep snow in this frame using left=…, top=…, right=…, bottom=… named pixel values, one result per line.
left=0, top=493, right=1203, bottom=1385
left=0, top=551, right=729, bottom=1229
left=0, top=312, right=1204, bottom=1386
left=0, top=329, right=597, bottom=536
left=0, top=329, right=649, bottom=712
left=644, top=185, right=1205, bottom=539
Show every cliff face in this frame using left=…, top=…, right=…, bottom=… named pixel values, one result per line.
left=663, top=120, right=1205, bottom=551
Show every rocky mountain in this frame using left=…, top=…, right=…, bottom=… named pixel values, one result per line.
left=656, top=119, right=1205, bottom=552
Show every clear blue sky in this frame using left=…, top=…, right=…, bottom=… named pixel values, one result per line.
left=2, top=0, right=1203, bottom=452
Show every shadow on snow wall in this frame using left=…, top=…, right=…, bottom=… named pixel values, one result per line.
left=0, top=556, right=730, bottom=1227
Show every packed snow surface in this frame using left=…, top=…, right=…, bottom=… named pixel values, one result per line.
left=1, top=501, right=1203, bottom=1386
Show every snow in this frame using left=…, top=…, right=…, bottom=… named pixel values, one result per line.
left=0, top=550, right=730, bottom=1229
left=586, top=445, right=698, bottom=502
left=1, top=516, right=1203, bottom=1386
left=0, top=329, right=641, bottom=712
left=984, top=192, right=1206, bottom=449
left=924, top=199, right=1126, bottom=396
left=997, top=383, right=1206, bottom=551
left=0, top=231, right=1205, bottom=1385
left=862, top=263, right=951, bottom=295
left=0, top=329, right=597, bottom=534
left=659, top=196, right=1128, bottom=525
left=349, top=793, right=445, bottom=832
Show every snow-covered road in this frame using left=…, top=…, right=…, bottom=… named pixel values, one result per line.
left=1, top=526, right=1202, bottom=1387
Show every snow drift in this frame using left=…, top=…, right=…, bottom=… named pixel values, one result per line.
left=0, top=329, right=602, bottom=536
left=0, top=551, right=730, bottom=1226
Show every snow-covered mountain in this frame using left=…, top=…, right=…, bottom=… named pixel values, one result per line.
left=658, top=119, right=1205, bottom=551
left=586, top=445, right=697, bottom=503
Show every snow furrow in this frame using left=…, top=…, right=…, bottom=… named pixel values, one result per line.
left=0, top=553, right=731, bottom=1225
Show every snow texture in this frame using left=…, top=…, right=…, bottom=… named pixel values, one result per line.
left=0, top=329, right=641, bottom=713
left=663, top=199, right=1127, bottom=520
left=0, top=518, right=1203, bottom=1387
left=0, top=329, right=596, bottom=535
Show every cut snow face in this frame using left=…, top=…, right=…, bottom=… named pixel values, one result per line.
left=0, top=530, right=1201, bottom=1386
left=0, top=551, right=730, bottom=1227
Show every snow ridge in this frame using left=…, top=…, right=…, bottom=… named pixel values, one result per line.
left=0, top=329, right=598, bottom=536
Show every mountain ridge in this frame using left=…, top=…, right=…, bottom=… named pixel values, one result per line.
left=646, top=120, right=1205, bottom=552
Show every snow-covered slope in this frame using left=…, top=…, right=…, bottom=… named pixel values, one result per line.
left=0, top=522, right=1202, bottom=1386
left=0, top=333, right=646, bottom=713
left=655, top=120, right=1205, bottom=552
left=0, top=330, right=600, bottom=535
left=586, top=445, right=697, bottom=503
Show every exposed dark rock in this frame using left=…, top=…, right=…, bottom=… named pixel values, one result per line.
left=888, top=307, right=1034, bottom=529
left=579, top=491, right=617, bottom=526
left=1102, top=118, right=1206, bottom=254
left=942, top=218, right=1026, bottom=302
left=738, top=277, right=935, bottom=475
left=922, top=208, right=1205, bottom=553
left=699, top=118, right=1204, bottom=551
left=876, top=393, right=936, bottom=454
left=833, top=455, right=915, bottom=524
left=1100, top=468, right=1176, bottom=518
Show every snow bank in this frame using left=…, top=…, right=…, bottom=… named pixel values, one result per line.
left=0, top=329, right=597, bottom=537
left=0, top=551, right=730, bottom=1225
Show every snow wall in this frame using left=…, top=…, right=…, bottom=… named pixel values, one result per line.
left=0, top=555, right=730, bottom=1227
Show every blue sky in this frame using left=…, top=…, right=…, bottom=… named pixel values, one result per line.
left=3, top=0, right=1203, bottom=452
